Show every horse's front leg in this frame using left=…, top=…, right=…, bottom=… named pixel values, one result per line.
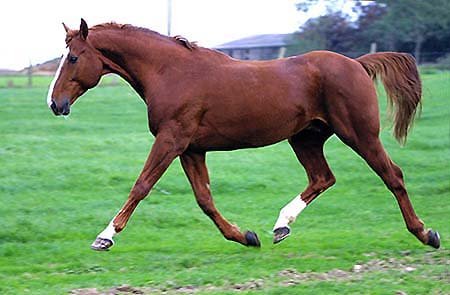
left=180, top=151, right=260, bottom=247
left=90, top=131, right=184, bottom=251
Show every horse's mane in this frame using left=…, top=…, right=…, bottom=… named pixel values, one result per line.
left=90, top=22, right=198, bottom=51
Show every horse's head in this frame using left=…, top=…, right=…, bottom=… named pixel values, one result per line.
left=47, top=19, right=104, bottom=116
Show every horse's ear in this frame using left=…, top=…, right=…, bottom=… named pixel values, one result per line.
left=62, top=22, right=70, bottom=33
left=79, top=18, right=89, bottom=40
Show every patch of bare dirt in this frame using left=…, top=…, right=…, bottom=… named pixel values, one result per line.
left=70, top=251, right=449, bottom=294
left=277, top=257, right=420, bottom=286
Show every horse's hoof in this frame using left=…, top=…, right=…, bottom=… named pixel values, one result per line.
left=245, top=230, right=261, bottom=247
left=273, top=227, right=290, bottom=244
left=426, top=230, right=440, bottom=249
left=90, top=237, right=114, bottom=251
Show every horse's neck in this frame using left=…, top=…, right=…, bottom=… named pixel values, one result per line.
left=91, top=30, right=187, bottom=100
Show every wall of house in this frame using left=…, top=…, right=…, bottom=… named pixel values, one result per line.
left=218, top=47, right=283, bottom=60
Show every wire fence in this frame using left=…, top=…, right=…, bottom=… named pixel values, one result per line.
left=0, top=74, right=125, bottom=89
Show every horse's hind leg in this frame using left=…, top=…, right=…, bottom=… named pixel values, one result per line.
left=273, top=121, right=336, bottom=243
left=332, top=115, right=440, bottom=248
left=345, top=135, right=439, bottom=248
left=180, top=151, right=260, bottom=247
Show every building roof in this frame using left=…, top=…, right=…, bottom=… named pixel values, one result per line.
left=214, top=34, right=292, bottom=49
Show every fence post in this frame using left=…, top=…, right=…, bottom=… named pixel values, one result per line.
left=278, top=47, right=287, bottom=59
left=370, top=42, right=377, bottom=54
left=27, top=60, right=32, bottom=88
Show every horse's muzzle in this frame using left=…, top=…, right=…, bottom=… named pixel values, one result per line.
left=50, top=99, right=70, bottom=116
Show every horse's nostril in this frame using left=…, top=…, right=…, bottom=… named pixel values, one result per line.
left=50, top=99, right=70, bottom=116
left=62, top=100, right=70, bottom=115
left=50, top=100, right=59, bottom=115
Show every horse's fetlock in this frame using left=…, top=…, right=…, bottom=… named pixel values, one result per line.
left=407, top=225, right=424, bottom=236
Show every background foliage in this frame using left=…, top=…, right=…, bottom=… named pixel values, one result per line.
left=289, top=0, right=450, bottom=64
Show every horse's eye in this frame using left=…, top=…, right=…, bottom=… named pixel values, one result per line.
left=68, top=56, right=78, bottom=64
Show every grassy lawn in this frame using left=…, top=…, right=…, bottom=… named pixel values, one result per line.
left=0, top=74, right=123, bottom=89
left=0, top=71, right=448, bottom=294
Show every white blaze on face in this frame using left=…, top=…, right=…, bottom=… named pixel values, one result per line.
left=273, top=194, right=307, bottom=230
left=47, top=48, right=69, bottom=108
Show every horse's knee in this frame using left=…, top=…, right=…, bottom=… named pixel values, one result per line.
left=311, top=172, right=336, bottom=193
left=130, top=181, right=151, bottom=200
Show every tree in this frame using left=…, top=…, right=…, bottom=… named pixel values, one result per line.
left=287, top=12, right=356, bottom=56
left=292, top=1, right=450, bottom=63
left=373, top=0, right=450, bottom=63
left=348, top=2, right=389, bottom=54
left=288, top=1, right=374, bottom=57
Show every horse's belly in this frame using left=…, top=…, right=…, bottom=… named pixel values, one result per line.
left=190, top=110, right=307, bottom=151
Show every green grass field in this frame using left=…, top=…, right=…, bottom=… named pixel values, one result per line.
left=0, top=74, right=124, bottom=89
left=0, top=71, right=449, bottom=294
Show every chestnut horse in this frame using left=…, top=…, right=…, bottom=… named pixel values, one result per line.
left=47, top=19, right=440, bottom=251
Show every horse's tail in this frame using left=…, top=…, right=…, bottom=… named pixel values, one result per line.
left=356, top=52, right=422, bottom=145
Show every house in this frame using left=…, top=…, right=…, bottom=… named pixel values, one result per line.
left=214, top=34, right=293, bottom=60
